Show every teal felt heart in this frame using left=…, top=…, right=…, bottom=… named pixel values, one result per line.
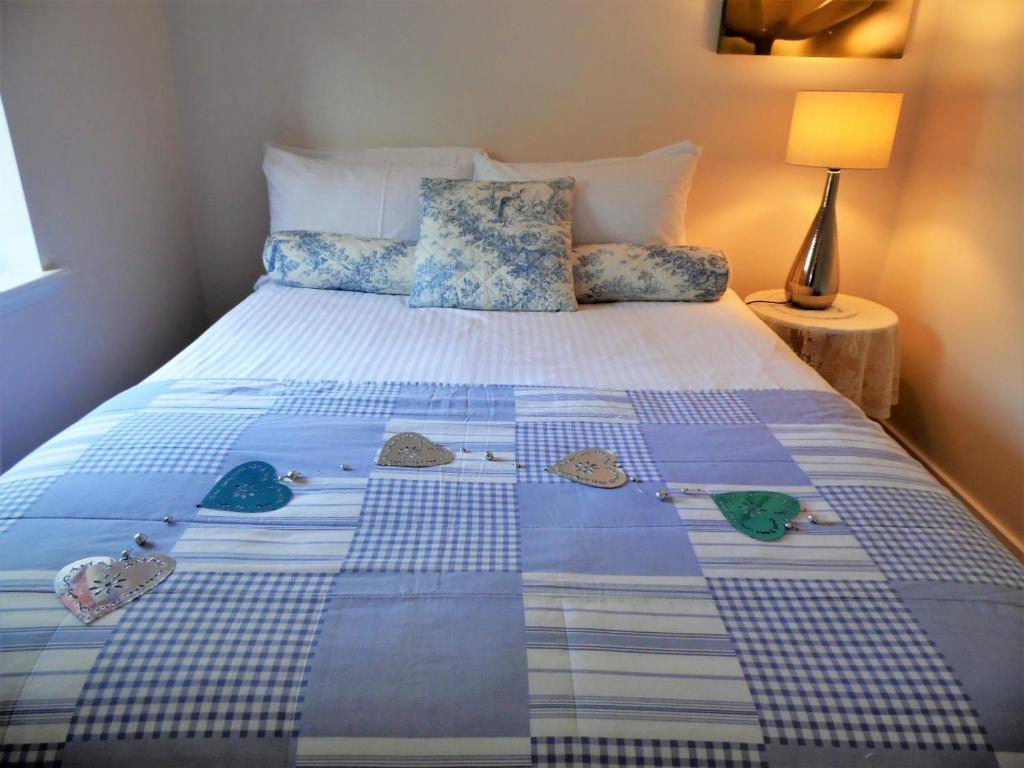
left=201, top=461, right=293, bottom=512
left=712, top=490, right=801, bottom=541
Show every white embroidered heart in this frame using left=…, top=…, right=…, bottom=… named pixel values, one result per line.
left=54, top=554, right=175, bottom=625
left=377, top=431, right=455, bottom=468
left=546, top=448, right=628, bottom=488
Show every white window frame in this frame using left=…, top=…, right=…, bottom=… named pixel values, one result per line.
left=0, top=91, right=65, bottom=314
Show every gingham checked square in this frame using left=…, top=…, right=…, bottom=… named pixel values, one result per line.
left=819, top=485, right=982, bottom=529
left=69, top=411, right=256, bottom=474
left=628, top=390, right=759, bottom=425
left=532, top=737, right=765, bottom=768
left=0, top=476, right=55, bottom=534
left=709, top=579, right=991, bottom=751
left=516, top=422, right=660, bottom=482
left=0, top=743, right=63, bottom=768
left=270, top=380, right=400, bottom=418
left=342, top=479, right=519, bottom=571
left=68, top=571, right=332, bottom=741
left=821, top=486, right=1024, bottom=588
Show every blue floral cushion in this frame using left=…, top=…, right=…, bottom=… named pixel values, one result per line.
left=408, top=178, right=577, bottom=311
left=263, top=231, right=415, bottom=294
left=263, top=230, right=730, bottom=305
left=573, top=243, right=730, bottom=303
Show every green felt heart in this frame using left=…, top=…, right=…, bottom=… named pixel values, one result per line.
left=712, top=490, right=801, bottom=541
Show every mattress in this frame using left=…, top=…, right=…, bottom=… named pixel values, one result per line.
left=1, top=286, right=1021, bottom=768
left=153, top=282, right=829, bottom=391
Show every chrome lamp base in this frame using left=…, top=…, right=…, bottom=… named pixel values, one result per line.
left=786, top=168, right=840, bottom=309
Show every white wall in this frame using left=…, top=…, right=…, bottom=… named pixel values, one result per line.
left=0, top=1, right=205, bottom=467
left=163, top=0, right=934, bottom=320
left=1, top=0, right=1019, bottom=547
left=879, top=0, right=1024, bottom=545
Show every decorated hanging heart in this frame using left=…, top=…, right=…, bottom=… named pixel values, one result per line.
left=201, top=461, right=293, bottom=512
left=712, top=490, right=801, bottom=541
left=546, top=448, right=628, bottom=488
left=377, top=432, right=455, bottom=467
left=55, top=554, right=175, bottom=625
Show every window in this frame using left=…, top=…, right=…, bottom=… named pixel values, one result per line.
left=0, top=91, right=43, bottom=292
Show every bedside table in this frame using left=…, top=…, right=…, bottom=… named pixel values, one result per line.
left=745, top=289, right=899, bottom=419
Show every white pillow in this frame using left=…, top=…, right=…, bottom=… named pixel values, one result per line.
left=473, top=140, right=700, bottom=246
left=263, top=144, right=485, bottom=240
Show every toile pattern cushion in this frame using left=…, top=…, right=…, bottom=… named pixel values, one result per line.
left=263, top=231, right=729, bottom=305
left=408, top=177, right=577, bottom=311
left=263, top=231, right=416, bottom=295
left=573, top=243, right=730, bottom=303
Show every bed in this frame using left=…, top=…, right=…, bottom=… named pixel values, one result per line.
left=1, top=282, right=1021, bottom=768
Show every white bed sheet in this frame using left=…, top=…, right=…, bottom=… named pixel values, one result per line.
left=152, top=283, right=830, bottom=393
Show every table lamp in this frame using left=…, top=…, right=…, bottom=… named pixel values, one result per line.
left=784, top=91, right=903, bottom=309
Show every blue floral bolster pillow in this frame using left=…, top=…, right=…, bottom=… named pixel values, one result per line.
left=572, top=243, right=730, bottom=303
left=408, top=177, right=577, bottom=312
left=262, top=231, right=415, bottom=295
left=264, top=233, right=730, bottom=304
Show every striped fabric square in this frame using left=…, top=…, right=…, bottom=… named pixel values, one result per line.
left=709, top=579, right=991, bottom=751
left=147, top=379, right=279, bottom=415
left=0, top=589, right=118, bottom=761
left=629, top=390, right=759, bottom=425
left=69, top=411, right=256, bottom=474
left=197, top=475, right=366, bottom=529
left=68, top=572, right=332, bottom=741
left=821, top=486, right=1024, bottom=588
left=296, top=737, right=531, bottom=767
left=532, top=737, right=765, bottom=768
left=514, top=387, right=637, bottom=423
left=343, top=479, right=519, bottom=572
left=771, top=422, right=937, bottom=491
left=517, top=423, right=659, bottom=483
left=669, top=483, right=883, bottom=581
left=0, top=476, right=54, bottom=534
left=270, top=380, right=400, bottom=418
left=0, top=411, right=132, bottom=483
left=171, top=525, right=355, bottom=573
left=523, top=573, right=763, bottom=745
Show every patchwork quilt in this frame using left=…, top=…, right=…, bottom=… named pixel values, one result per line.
left=1, top=379, right=1021, bottom=768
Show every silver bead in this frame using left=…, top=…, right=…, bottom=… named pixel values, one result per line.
left=286, top=469, right=301, bottom=481
left=806, top=513, right=819, bottom=525
left=162, top=515, right=174, bottom=525
left=340, top=464, right=351, bottom=471
left=784, top=521, right=798, bottom=531
left=630, top=476, right=640, bottom=483
left=133, top=532, right=148, bottom=546
left=515, top=463, right=524, bottom=469
left=484, top=451, right=495, bottom=461
left=656, top=489, right=669, bottom=501
left=460, top=447, right=470, bottom=453
left=120, top=549, right=132, bottom=560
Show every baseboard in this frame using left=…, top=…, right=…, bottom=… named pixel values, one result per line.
left=881, top=421, right=1024, bottom=562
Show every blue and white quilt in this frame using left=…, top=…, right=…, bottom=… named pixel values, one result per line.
left=1, top=379, right=1021, bottom=768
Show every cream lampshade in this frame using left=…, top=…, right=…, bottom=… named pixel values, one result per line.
left=784, top=91, right=903, bottom=308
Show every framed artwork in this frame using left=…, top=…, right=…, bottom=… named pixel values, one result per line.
left=717, top=0, right=916, bottom=58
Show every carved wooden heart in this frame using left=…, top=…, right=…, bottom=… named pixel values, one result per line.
left=377, top=432, right=455, bottom=468
left=546, top=448, right=627, bottom=488
left=54, top=554, right=175, bottom=624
